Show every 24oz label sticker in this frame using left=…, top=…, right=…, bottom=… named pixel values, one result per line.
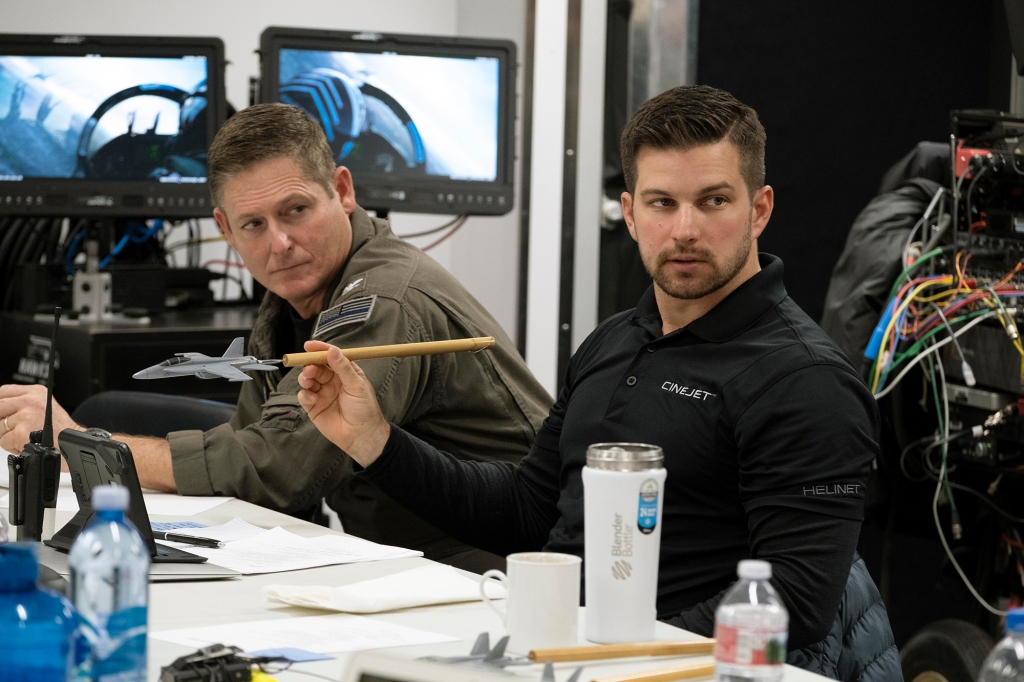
left=637, top=478, right=659, bottom=534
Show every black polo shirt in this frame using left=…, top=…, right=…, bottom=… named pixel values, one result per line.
left=363, top=253, right=878, bottom=619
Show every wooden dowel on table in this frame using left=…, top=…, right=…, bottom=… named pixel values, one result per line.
left=589, top=661, right=715, bottom=682
left=282, top=336, right=496, bottom=367
left=529, top=640, right=715, bottom=663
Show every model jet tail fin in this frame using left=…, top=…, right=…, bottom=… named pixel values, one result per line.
left=222, top=337, right=246, bottom=358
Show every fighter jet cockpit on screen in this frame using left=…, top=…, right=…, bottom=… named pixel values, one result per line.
left=0, top=34, right=225, bottom=218
left=0, top=56, right=208, bottom=181
left=260, top=28, right=516, bottom=216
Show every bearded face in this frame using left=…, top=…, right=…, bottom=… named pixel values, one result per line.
left=622, top=141, right=771, bottom=318
left=640, top=212, right=753, bottom=301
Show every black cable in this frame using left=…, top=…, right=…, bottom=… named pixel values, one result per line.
left=0, top=217, right=27, bottom=307
left=951, top=170, right=968, bottom=254
left=394, top=214, right=467, bottom=240
left=42, top=217, right=63, bottom=264
left=964, top=164, right=988, bottom=250
left=900, top=429, right=975, bottom=483
left=921, top=466, right=1024, bottom=525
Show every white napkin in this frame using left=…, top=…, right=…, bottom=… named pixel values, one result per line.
left=263, top=564, right=507, bottom=613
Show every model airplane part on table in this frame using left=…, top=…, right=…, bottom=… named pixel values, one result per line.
left=132, top=337, right=279, bottom=382
left=420, top=632, right=582, bottom=682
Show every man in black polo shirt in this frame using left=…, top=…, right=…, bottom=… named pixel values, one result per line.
left=294, top=86, right=880, bottom=658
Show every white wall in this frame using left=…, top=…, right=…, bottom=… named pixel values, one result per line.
left=3, top=0, right=526, bottom=341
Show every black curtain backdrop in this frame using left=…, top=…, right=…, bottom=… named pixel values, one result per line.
left=695, top=0, right=1010, bottom=321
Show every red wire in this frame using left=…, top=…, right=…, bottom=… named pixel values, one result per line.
left=1004, top=533, right=1024, bottom=551
left=422, top=217, right=468, bottom=252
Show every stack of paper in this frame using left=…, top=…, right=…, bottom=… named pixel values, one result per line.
left=161, top=518, right=422, bottom=574
left=264, top=564, right=507, bottom=613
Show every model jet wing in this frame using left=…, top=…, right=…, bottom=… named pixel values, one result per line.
left=196, top=363, right=252, bottom=382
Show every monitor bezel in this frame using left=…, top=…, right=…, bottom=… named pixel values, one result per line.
left=259, top=26, right=516, bottom=216
left=0, top=33, right=226, bottom=218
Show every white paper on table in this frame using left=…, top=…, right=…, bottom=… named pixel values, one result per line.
left=1, top=482, right=232, bottom=516
left=151, top=613, right=457, bottom=654
left=157, top=518, right=266, bottom=545
left=264, top=564, right=507, bottom=613
left=180, top=526, right=422, bottom=574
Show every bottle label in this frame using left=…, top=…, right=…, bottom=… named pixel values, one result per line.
left=713, top=623, right=787, bottom=665
left=637, top=479, right=659, bottom=534
left=73, top=605, right=148, bottom=682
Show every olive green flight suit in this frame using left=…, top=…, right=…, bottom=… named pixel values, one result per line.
left=168, top=206, right=553, bottom=572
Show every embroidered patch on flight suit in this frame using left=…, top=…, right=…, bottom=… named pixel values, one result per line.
left=341, top=276, right=366, bottom=297
left=314, top=295, right=377, bottom=338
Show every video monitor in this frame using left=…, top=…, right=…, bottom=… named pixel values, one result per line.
left=260, top=27, right=516, bottom=216
left=0, top=34, right=226, bottom=218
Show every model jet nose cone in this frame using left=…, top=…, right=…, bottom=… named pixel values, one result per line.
left=133, top=367, right=156, bottom=379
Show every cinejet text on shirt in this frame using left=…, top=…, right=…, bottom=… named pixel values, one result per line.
left=660, top=382, right=717, bottom=401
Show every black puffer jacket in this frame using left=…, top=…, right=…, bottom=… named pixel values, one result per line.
left=820, top=177, right=943, bottom=372
left=788, top=555, right=902, bottom=681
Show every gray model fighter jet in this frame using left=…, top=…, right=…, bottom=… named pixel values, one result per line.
left=132, top=337, right=279, bottom=382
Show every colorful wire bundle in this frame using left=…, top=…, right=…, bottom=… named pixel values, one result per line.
left=867, top=249, right=1024, bottom=396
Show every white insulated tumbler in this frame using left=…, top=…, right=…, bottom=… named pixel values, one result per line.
left=583, top=442, right=667, bottom=643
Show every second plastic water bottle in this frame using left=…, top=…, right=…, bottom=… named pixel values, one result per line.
left=978, top=608, right=1024, bottom=681
left=714, top=560, right=789, bottom=682
left=0, top=542, right=77, bottom=682
left=68, top=485, right=150, bottom=682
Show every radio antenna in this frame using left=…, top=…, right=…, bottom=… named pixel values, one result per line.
left=41, top=306, right=61, bottom=449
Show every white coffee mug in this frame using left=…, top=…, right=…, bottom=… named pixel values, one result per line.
left=480, top=552, right=581, bottom=654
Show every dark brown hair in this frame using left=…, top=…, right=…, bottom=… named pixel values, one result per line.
left=207, top=103, right=337, bottom=208
left=619, top=85, right=766, bottom=196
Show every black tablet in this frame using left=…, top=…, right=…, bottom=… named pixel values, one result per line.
left=45, top=429, right=207, bottom=564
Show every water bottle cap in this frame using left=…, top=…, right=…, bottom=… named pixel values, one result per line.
left=586, top=443, right=664, bottom=471
left=0, top=542, right=39, bottom=586
left=92, top=484, right=129, bottom=511
left=1007, top=608, right=1024, bottom=633
left=737, top=559, right=772, bottom=580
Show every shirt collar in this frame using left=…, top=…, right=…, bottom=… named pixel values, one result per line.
left=631, top=253, right=789, bottom=342
left=347, top=204, right=379, bottom=256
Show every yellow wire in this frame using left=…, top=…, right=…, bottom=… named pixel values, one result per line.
left=872, top=277, right=954, bottom=391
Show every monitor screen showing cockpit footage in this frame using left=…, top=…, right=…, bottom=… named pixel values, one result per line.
left=0, top=54, right=209, bottom=184
left=278, top=49, right=499, bottom=183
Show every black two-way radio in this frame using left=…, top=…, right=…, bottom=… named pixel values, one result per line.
left=6, top=307, right=62, bottom=542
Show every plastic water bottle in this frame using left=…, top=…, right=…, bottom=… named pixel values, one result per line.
left=714, top=560, right=789, bottom=682
left=0, top=509, right=9, bottom=542
left=0, top=542, right=77, bottom=682
left=69, top=485, right=150, bottom=682
left=978, top=608, right=1024, bottom=681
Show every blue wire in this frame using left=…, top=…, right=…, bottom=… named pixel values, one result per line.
left=64, top=231, right=85, bottom=275
left=67, top=220, right=165, bottom=273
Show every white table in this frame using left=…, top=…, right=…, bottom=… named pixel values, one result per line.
left=34, top=498, right=828, bottom=682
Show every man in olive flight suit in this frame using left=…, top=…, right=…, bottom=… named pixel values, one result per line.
left=0, top=103, right=552, bottom=573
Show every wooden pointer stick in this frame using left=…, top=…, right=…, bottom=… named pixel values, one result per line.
left=281, top=337, right=496, bottom=367
left=529, top=640, right=715, bottom=663
left=589, top=661, right=715, bottom=682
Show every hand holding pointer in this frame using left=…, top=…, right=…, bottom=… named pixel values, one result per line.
left=296, top=340, right=391, bottom=467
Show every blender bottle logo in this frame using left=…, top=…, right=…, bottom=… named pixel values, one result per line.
left=612, top=560, right=632, bottom=580
left=638, top=479, right=659, bottom=534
